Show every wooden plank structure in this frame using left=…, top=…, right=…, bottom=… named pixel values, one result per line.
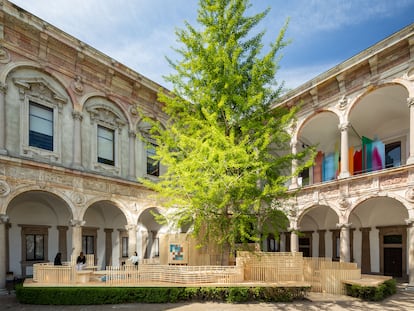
left=28, top=251, right=387, bottom=295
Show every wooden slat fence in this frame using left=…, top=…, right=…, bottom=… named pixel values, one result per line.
left=31, top=251, right=362, bottom=295
left=33, top=263, right=75, bottom=284
left=238, top=251, right=304, bottom=282
left=101, top=265, right=243, bottom=285
left=303, top=258, right=361, bottom=294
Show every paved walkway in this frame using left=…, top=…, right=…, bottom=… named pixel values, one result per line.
left=1, top=284, right=414, bottom=310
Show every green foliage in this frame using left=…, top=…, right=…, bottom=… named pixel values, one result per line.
left=140, top=0, right=314, bottom=253
left=345, top=279, right=397, bottom=301
left=15, top=284, right=310, bottom=305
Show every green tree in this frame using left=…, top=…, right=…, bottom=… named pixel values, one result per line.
left=140, top=0, right=313, bottom=260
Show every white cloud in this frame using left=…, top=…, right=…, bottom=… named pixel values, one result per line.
left=285, top=0, right=414, bottom=35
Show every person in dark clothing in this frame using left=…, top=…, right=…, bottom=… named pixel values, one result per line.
left=54, top=252, right=62, bottom=265
left=76, top=251, right=86, bottom=270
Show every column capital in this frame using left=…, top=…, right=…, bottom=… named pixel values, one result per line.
left=0, top=214, right=9, bottom=224
left=72, top=111, right=83, bottom=121
left=129, top=130, right=137, bottom=138
left=288, top=226, right=300, bottom=232
left=69, top=219, right=85, bottom=227
left=338, top=121, right=350, bottom=132
left=360, top=227, right=372, bottom=232
left=0, top=82, right=7, bottom=94
left=408, top=97, right=414, bottom=108
left=125, top=224, right=138, bottom=231
left=336, top=222, right=352, bottom=229
left=405, top=218, right=414, bottom=227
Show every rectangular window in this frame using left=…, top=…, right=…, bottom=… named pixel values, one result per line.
left=121, top=237, right=129, bottom=258
left=147, top=143, right=159, bottom=176
left=97, top=125, right=115, bottom=166
left=82, top=235, right=95, bottom=255
left=25, top=234, right=44, bottom=261
left=385, top=141, right=401, bottom=168
left=29, top=102, right=53, bottom=151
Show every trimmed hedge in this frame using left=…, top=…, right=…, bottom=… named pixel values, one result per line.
left=15, top=284, right=310, bottom=305
left=345, top=279, right=397, bottom=301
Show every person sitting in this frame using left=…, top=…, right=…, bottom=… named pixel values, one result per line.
left=129, top=251, right=139, bottom=266
left=76, top=251, right=86, bottom=270
left=54, top=252, right=62, bottom=266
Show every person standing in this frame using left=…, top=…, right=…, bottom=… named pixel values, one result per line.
left=76, top=251, right=86, bottom=270
left=54, top=252, right=62, bottom=265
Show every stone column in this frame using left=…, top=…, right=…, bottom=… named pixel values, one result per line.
left=70, top=219, right=84, bottom=261
left=289, top=139, right=299, bottom=189
left=280, top=232, right=286, bottom=252
left=338, top=122, right=350, bottom=178
left=104, top=228, right=113, bottom=266
left=360, top=227, right=371, bottom=274
left=0, top=214, right=9, bottom=288
left=337, top=223, right=352, bottom=262
left=128, top=131, right=136, bottom=180
left=289, top=225, right=299, bottom=253
left=71, top=111, right=83, bottom=169
left=406, top=219, right=414, bottom=287
left=126, top=224, right=137, bottom=257
left=318, top=229, right=326, bottom=257
left=0, top=83, right=8, bottom=155
left=57, top=226, right=68, bottom=262
left=407, top=98, right=414, bottom=165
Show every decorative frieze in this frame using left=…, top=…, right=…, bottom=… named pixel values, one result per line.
left=380, top=172, right=407, bottom=188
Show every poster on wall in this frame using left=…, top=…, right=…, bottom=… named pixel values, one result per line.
left=168, top=242, right=188, bottom=264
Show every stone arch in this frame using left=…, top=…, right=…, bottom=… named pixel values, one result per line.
left=4, top=185, right=74, bottom=218
left=80, top=197, right=132, bottom=224
left=349, top=192, right=411, bottom=219
left=297, top=203, right=340, bottom=230
left=348, top=82, right=410, bottom=116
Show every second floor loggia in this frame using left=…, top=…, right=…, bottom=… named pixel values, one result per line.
left=290, top=83, right=414, bottom=188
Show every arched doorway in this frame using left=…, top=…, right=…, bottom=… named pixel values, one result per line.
left=297, top=205, right=339, bottom=258
left=138, top=207, right=164, bottom=260
left=84, top=200, right=128, bottom=268
left=350, top=196, right=409, bottom=278
left=6, top=190, right=72, bottom=277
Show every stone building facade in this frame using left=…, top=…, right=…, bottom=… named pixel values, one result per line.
left=272, top=23, right=414, bottom=285
left=1, top=0, right=414, bottom=288
left=0, top=1, right=171, bottom=286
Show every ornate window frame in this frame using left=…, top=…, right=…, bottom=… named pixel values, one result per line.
left=87, top=103, right=126, bottom=175
left=13, top=77, right=67, bottom=163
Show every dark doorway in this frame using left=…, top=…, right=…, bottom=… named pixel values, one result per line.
left=384, top=247, right=402, bottom=278
left=299, top=237, right=311, bottom=257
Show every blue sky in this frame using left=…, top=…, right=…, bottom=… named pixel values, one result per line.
left=10, top=0, right=414, bottom=92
